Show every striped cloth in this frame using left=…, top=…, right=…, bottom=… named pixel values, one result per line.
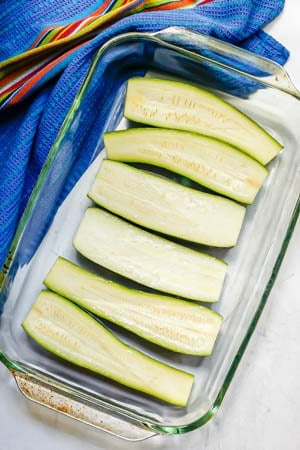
left=1, top=0, right=212, bottom=109
left=0, top=0, right=288, bottom=271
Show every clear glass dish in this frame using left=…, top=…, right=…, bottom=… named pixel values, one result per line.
left=0, top=27, right=299, bottom=441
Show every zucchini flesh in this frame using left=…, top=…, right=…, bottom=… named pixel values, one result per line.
left=104, top=128, right=268, bottom=204
left=22, top=291, right=194, bottom=406
left=45, top=257, right=223, bottom=355
left=124, top=77, right=282, bottom=165
left=73, top=208, right=227, bottom=302
left=88, top=159, right=246, bottom=247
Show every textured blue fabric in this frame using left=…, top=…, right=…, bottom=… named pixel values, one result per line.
left=0, top=0, right=288, bottom=269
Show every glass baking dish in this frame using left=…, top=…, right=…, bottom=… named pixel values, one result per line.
left=0, top=27, right=299, bottom=441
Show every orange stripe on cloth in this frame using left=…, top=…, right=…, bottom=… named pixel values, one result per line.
left=10, top=44, right=84, bottom=105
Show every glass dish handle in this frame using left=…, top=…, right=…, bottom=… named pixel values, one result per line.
left=0, top=353, right=156, bottom=441
left=152, top=26, right=300, bottom=99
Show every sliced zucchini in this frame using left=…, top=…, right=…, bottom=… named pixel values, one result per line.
left=124, top=77, right=282, bottom=165
left=73, top=208, right=227, bottom=302
left=104, top=128, right=268, bottom=204
left=88, top=160, right=246, bottom=247
left=45, top=257, right=223, bottom=355
left=22, top=291, right=194, bottom=406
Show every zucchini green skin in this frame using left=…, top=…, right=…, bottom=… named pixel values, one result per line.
left=73, top=208, right=227, bottom=302
left=124, top=77, right=282, bottom=165
left=88, top=159, right=246, bottom=247
left=45, top=257, right=223, bottom=355
left=22, top=291, right=194, bottom=406
left=104, top=128, right=268, bottom=204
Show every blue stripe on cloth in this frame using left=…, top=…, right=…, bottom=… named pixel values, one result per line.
left=0, top=0, right=289, bottom=270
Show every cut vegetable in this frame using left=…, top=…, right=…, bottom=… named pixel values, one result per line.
left=45, top=257, right=223, bottom=355
left=73, top=208, right=227, bottom=302
left=104, top=128, right=268, bottom=204
left=22, top=291, right=194, bottom=406
left=88, top=159, right=245, bottom=247
left=124, top=77, right=282, bottom=165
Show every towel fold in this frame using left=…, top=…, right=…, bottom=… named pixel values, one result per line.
left=0, top=0, right=288, bottom=270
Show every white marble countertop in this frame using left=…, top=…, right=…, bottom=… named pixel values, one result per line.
left=1, top=2, right=299, bottom=449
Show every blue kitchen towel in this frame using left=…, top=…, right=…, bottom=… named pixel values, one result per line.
left=0, top=0, right=289, bottom=271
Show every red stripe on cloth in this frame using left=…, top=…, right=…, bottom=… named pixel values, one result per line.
left=146, top=0, right=214, bottom=12
left=54, top=19, right=90, bottom=41
left=146, top=0, right=196, bottom=11
left=9, top=44, right=84, bottom=105
left=1, top=66, right=45, bottom=98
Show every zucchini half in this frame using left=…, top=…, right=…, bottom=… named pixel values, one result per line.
left=45, top=257, right=223, bottom=355
left=73, top=208, right=227, bottom=302
left=104, top=128, right=268, bottom=204
left=124, top=77, right=282, bottom=165
left=22, top=291, right=194, bottom=406
left=88, top=159, right=246, bottom=247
